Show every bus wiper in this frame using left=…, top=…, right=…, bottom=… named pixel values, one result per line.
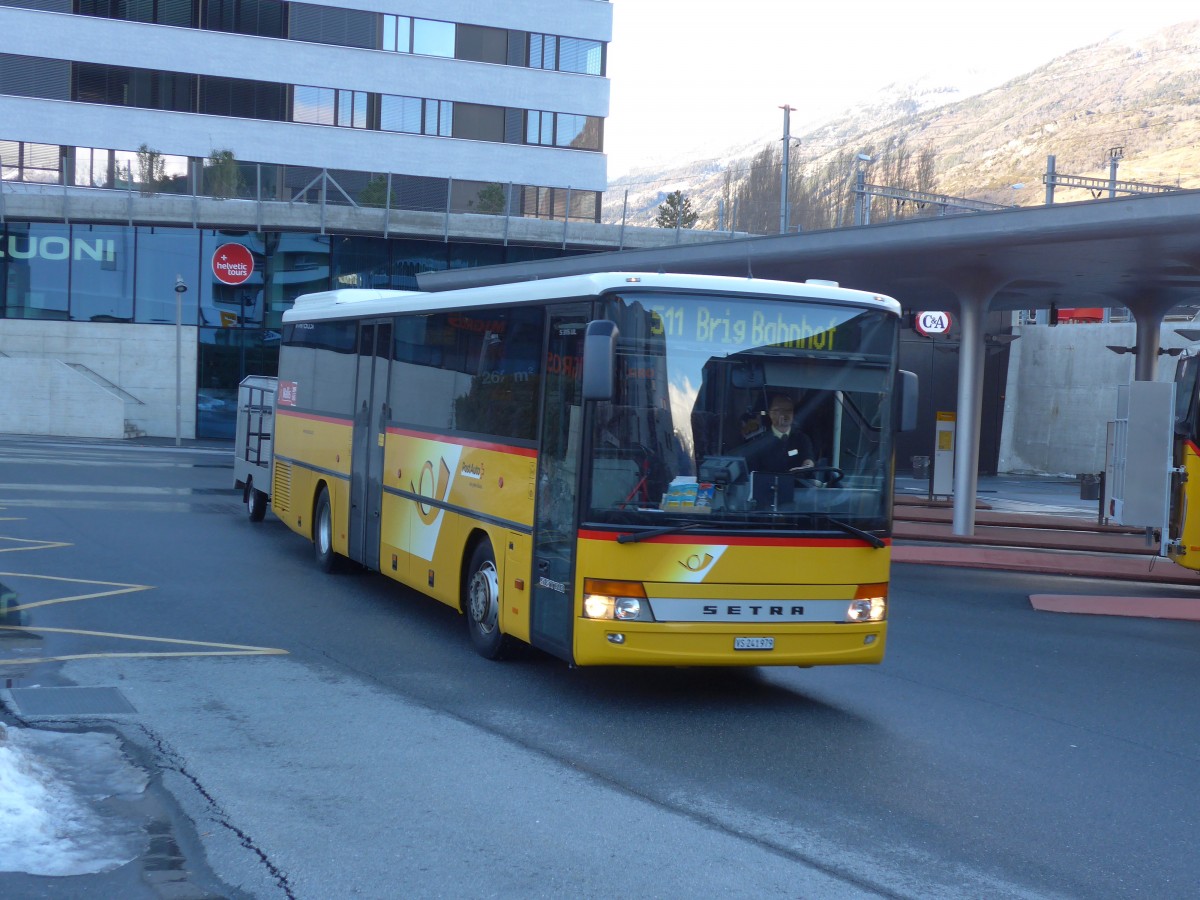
left=825, top=517, right=886, bottom=549
left=617, top=521, right=705, bottom=544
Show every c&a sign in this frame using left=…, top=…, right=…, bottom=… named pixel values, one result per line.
left=915, top=310, right=952, bottom=337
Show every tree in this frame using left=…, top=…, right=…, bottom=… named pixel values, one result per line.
left=358, top=175, right=392, bottom=208
left=206, top=149, right=243, bottom=199
left=136, top=144, right=165, bottom=196
left=655, top=190, right=699, bottom=229
left=475, top=182, right=507, bottom=215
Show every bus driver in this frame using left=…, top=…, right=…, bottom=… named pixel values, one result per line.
left=741, top=393, right=815, bottom=474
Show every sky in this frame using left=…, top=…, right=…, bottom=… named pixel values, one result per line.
left=604, top=1, right=1199, bottom=177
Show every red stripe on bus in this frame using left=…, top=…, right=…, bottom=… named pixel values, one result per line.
left=577, top=529, right=890, bottom=548
left=277, top=409, right=352, bottom=426
left=385, top=426, right=538, bottom=457
left=1186, top=439, right=1200, bottom=457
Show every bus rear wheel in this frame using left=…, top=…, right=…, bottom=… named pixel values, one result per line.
left=314, top=488, right=340, bottom=573
left=465, top=541, right=511, bottom=660
left=245, top=479, right=267, bottom=522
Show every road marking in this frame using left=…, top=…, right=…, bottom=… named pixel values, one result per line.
left=0, top=625, right=287, bottom=663
left=0, top=537, right=71, bottom=553
left=0, top=571, right=150, bottom=610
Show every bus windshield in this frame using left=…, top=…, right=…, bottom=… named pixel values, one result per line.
left=586, top=290, right=899, bottom=533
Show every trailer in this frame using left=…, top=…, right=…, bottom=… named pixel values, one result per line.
left=233, top=375, right=277, bottom=522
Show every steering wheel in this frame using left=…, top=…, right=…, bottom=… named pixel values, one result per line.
left=789, top=464, right=844, bottom=487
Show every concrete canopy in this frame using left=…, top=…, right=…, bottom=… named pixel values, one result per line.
left=418, top=190, right=1200, bottom=534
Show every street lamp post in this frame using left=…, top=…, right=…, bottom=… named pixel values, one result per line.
left=174, top=275, right=187, bottom=447
left=779, top=104, right=795, bottom=234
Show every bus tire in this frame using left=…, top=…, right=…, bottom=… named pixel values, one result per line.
left=314, top=487, right=340, bottom=573
left=465, top=541, right=510, bottom=660
left=246, top=479, right=267, bottom=523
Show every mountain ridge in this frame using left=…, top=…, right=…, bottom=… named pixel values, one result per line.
left=605, top=20, right=1200, bottom=229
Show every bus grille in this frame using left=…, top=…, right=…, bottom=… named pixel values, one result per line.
left=273, top=461, right=292, bottom=514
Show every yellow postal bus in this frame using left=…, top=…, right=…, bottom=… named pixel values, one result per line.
left=255, top=273, right=916, bottom=666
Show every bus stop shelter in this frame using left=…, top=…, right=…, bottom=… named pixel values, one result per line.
left=419, top=190, right=1200, bottom=536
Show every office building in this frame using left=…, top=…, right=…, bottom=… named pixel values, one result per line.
left=0, top=0, right=614, bottom=438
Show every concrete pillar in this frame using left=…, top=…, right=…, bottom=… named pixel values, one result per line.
left=952, top=297, right=988, bottom=535
left=1131, top=306, right=1166, bottom=382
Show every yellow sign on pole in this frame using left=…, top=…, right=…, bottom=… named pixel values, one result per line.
left=933, top=411, right=956, bottom=498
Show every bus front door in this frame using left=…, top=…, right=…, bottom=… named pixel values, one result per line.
left=530, top=308, right=588, bottom=661
left=349, top=319, right=392, bottom=570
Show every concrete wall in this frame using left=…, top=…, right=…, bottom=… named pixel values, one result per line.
left=0, top=358, right=124, bottom=438
left=0, top=321, right=197, bottom=439
left=998, top=322, right=1188, bottom=475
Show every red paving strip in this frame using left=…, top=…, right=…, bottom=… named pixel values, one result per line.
left=1030, top=594, right=1200, bottom=621
left=895, top=505, right=1136, bottom=534
left=891, top=544, right=1200, bottom=586
left=893, top=520, right=1147, bottom=554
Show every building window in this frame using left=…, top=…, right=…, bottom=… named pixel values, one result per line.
left=529, top=34, right=604, bottom=76
left=76, top=0, right=198, bottom=27
left=336, top=89, right=370, bottom=129
left=379, top=94, right=422, bottom=134
left=380, top=14, right=411, bottom=52
left=200, top=0, right=286, bottom=38
left=72, top=63, right=196, bottom=112
left=134, top=226, right=199, bottom=325
left=69, top=224, right=133, bottom=323
left=455, top=24, right=507, bottom=65
left=292, top=84, right=334, bottom=125
left=412, top=18, right=454, bottom=57
left=451, top=103, right=504, bottom=143
left=293, top=86, right=370, bottom=128
left=558, top=37, right=604, bottom=75
left=424, top=99, right=452, bottom=137
left=1, top=140, right=61, bottom=183
left=288, top=2, right=375, bottom=49
left=68, top=146, right=115, bottom=188
left=526, top=112, right=602, bottom=152
left=0, top=223, right=70, bottom=320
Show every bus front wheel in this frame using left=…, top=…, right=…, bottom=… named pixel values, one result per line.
left=314, top=488, right=340, bottom=573
left=465, top=542, right=510, bottom=660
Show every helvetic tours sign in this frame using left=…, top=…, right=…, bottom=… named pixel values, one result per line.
left=915, top=310, right=952, bottom=337
left=212, top=243, right=254, bottom=285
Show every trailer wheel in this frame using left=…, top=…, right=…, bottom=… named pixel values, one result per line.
left=465, top=541, right=511, bottom=660
left=246, top=479, right=267, bottom=523
left=314, top=487, right=340, bottom=573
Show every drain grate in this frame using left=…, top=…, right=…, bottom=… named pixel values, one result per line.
left=9, top=686, right=137, bottom=716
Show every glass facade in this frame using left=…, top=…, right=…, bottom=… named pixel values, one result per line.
left=69, top=2, right=605, bottom=76
left=0, top=222, right=570, bottom=437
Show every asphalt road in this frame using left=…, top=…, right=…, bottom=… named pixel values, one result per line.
left=1, top=435, right=1198, bottom=899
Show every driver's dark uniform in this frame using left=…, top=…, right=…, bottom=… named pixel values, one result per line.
left=741, top=428, right=814, bottom=474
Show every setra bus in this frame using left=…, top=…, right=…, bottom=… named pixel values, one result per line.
left=250, top=272, right=917, bottom=666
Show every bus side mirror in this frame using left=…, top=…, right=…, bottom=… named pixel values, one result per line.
left=895, top=370, right=918, bottom=432
left=582, top=319, right=619, bottom=401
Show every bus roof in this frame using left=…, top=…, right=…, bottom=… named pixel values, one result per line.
left=283, top=273, right=900, bottom=322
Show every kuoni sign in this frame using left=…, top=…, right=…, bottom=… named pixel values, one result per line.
left=915, top=310, right=952, bottom=336
left=212, top=243, right=255, bottom=285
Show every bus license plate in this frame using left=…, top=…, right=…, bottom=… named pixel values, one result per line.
left=734, top=637, right=774, bottom=651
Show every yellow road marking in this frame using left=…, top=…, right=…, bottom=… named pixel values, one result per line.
left=0, top=521, right=289, bottom=664
left=0, top=537, right=69, bottom=552
left=0, top=625, right=287, bottom=664
left=0, top=571, right=151, bottom=611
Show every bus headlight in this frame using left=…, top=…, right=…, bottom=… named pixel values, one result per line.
left=583, top=579, right=654, bottom=621
left=846, top=596, right=887, bottom=622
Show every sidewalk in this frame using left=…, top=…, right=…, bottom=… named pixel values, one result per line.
left=892, top=474, right=1200, bottom=620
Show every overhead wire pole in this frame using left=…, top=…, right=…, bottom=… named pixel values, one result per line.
left=779, top=105, right=794, bottom=234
